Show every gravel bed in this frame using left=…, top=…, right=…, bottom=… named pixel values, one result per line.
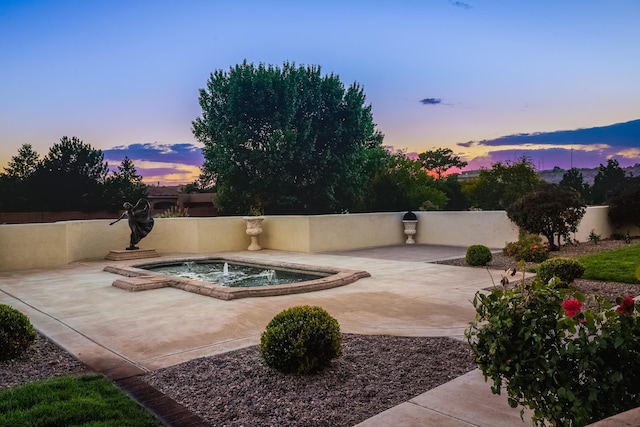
left=141, top=334, right=475, bottom=427
left=0, top=332, right=89, bottom=390
left=436, top=239, right=640, bottom=302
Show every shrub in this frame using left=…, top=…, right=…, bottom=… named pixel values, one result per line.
left=0, top=304, right=37, bottom=361
left=611, top=231, right=632, bottom=243
left=506, top=183, right=586, bottom=251
left=155, top=206, right=189, bottom=218
left=537, top=257, right=585, bottom=285
left=466, top=277, right=640, bottom=426
left=260, top=305, right=342, bottom=374
left=466, top=245, right=492, bottom=266
left=588, top=229, right=601, bottom=244
left=503, top=233, right=549, bottom=263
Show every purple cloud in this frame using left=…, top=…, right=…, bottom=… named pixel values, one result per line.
left=450, top=1, right=472, bottom=9
left=104, top=142, right=204, bottom=165
left=420, top=98, right=443, bottom=105
left=464, top=146, right=639, bottom=172
left=458, top=119, right=640, bottom=148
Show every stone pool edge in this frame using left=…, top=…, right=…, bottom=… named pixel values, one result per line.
left=103, top=254, right=371, bottom=300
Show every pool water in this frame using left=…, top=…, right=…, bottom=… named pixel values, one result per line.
left=145, top=261, right=327, bottom=288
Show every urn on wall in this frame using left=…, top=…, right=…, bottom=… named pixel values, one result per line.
left=402, top=211, right=418, bottom=244
left=243, top=216, right=266, bottom=251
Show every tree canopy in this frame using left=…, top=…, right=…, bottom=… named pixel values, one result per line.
left=0, top=144, right=42, bottom=211
left=1, top=138, right=147, bottom=213
left=418, top=148, right=467, bottom=179
left=192, top=61, right=385, bottom=214
left=607, top=177, right=640, bottom=230
left=591, top=159, right=627, bottom=205
left=506, top=183, right=586, bottom=250
left=363, top=150, right=447, bottom=212
left=32, top=136, right=109, bottom=211
left=559, top=167, right=590, bottom=204
left=464, top=157, right=541, bottom=210
left=103, top=157, right=148, bottom=210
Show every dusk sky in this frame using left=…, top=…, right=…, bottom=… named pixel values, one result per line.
left=2, top=0, right=639, bottom=184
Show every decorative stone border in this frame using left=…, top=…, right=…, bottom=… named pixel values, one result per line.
left=104, top=254, right=370, bottom=300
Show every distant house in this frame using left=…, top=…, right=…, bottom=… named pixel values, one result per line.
left=147, top=186, right=218, bottom=217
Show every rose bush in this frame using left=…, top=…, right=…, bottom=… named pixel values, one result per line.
left=466, top=276, right=640, bottom=426
left=503, top=233, right=549, bottom=263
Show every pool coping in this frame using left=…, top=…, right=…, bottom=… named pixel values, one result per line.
left=103, top=254, right=371, bottom=300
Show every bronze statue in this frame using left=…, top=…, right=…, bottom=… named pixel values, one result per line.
left=110, top=199, right=155, bottom=250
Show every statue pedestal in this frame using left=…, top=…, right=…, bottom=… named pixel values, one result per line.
left=105, top=249, right=160, bottom=261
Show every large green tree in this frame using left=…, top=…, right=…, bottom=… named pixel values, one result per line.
left=464, top=157, right=541, bottom=210
left=32, top=136, right=109, bottom=211
left=192, top=61, right=385, bottom=214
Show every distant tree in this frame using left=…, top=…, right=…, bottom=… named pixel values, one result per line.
left=181, top=170, right=216, bottom=194
left=364, top=150, right=447, bottom=212
left=440, top=173, right=470, bottom=210
left=559, top=167, right=591, bottom=204
left=608, top=177, right=640, bottom=230
left=418, top=147, right=468, bottom=179
left=591, top=159, right=626, bottom=205
left=0, top=144, right=41, bottom=211
left=103, top=157, right=148, bottom=210
left=192, top=61, right=385, bottom=214
left=506, top=184, right=586, bottom=251
left=32, top=136, right=109, bottom=211
left=3, top=144, right=40, bottom=180
left=464, top=157, right=541, bottom=210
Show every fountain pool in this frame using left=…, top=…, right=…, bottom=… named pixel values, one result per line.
left=104, top=255, right=370, bottom=300
left=145, top=260, right=326, bottom=288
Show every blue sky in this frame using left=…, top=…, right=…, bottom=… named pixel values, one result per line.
left=2, top=0, right=639, bottom=184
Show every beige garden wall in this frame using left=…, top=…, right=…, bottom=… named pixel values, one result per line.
left=414, top=211, right=520, bottom=248
left=0, top=207, right=626, bottom=272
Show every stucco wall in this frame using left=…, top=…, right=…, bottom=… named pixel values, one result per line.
left=0, top=222, right=69, bottom=270
left=259, top=216, right=312, bottom=252
left=0, top=207, right=626, bottom=272
left=307, top=213, right=405, bottom=252
left=414, top=211, right=520, bottom=248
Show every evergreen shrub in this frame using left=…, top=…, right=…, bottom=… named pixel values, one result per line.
left=0, top=304, right=36, bottom=361
left=466, top=245, right=492, bottom=266
left=537, top=258, right=585, bottom=285
left=260, top=305, right=342, bottom=374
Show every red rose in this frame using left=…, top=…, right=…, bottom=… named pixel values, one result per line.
left=616, top=296, right=636, bottom=314
left=563, top=298, right=584, bottom=318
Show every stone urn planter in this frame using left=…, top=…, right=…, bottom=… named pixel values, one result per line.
left=402, top=211, right=418, bottom=244
left=243, top=216, right=265, bottom=251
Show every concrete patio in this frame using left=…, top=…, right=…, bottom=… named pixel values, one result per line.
left=1, top=244, right=546, bottom=426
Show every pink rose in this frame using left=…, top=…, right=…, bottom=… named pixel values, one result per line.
left=562, top=298, right=584, bottom=318
left=616, top=296, right=635, bottom=314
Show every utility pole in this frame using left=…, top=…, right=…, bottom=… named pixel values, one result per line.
left=570, top=146, right=573, bottom=169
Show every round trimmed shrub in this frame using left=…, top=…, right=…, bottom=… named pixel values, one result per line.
left=537, top=258, right=585, bottom=285
left=260, top=305, right=342, bottom=374
left=466, top=245, right=493, bottom=266
left=0, top=304, right=37, bottom=361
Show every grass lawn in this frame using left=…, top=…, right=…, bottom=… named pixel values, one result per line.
left=578, top=243, right=640, bottom=284
left=0, top=374, right=161, bottom=427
